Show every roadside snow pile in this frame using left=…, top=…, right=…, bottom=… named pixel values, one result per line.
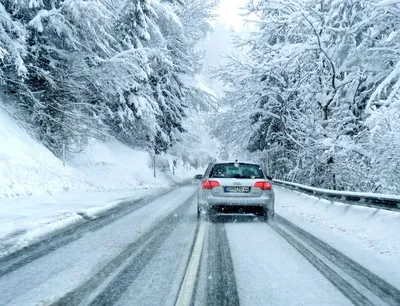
left=274, top=186, right=400, bottom=289
left=68, top=139, right=193, bottom=192
left=0, top=107, right=198, bottom=257
left=0, top=188, right=163, bottom=257
left=0, top=109, right=84, bottom=198
left=0, top=108, right=195, bottom=199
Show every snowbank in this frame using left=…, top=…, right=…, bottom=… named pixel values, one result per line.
left=0, top=108, right=196, bottom=199
left=68, top=139, right=193, bottom=191
left=0, top=107, right=198, bottom=256
left=273, top=179, right=400, bottom=202
left=0, top=188, right=165, bottom=257
left=274, top=186, right=400, bottom=289
left=0, top=108, right=83, bottom=198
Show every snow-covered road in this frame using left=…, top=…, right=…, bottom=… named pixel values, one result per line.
left=0, top=185, right=197, bottom=306
left=226, top=223, right=352, bottom=306
left=0, top=184, right=399, bottom=306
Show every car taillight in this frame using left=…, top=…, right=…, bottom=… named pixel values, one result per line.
left=202, top=180, right=220, bottom=189
left=254, top=181, right=272, bottom=190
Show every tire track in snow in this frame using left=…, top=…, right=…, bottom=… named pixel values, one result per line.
left=205, top=222, right=239, bottom=306
left=50, top=194, right=195, bottom=306
left=274, top=214, right=400, bottom=306
left=272, top=223, right=373, bottom=306
left=0, top=188, right=178, bottom=277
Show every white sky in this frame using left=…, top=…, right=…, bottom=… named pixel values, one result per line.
left=198, top=0, right=249, bottom=97
left=215, top=0, right=248, bottom=31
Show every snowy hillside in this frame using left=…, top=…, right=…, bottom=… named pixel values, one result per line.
left=0, top=108, right=195, bottom=200
left=0, top=107, right=198, bottom=255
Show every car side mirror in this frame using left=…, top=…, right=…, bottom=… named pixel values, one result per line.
left=194, top=174, right=203, bottom=180
left=267, top=176, right=273, bottom=180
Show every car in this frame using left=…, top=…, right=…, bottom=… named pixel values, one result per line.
left=195, top=161, right=275, bottom=221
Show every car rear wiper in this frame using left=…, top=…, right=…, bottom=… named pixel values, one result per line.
left=232, top=174, right=251, bottom=179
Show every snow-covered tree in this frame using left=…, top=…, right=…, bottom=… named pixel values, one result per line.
left=0, top=0, right=218, bottom=158
left=217, top=0, right=400, bottom=193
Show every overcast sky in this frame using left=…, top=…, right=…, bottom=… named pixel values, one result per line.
left=198, top=0, right=249, bottom=97
left=215, top=0, right=247, bottom=31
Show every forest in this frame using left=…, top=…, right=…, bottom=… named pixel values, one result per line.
left=0, top=0, right=217, bottom=157
left=216, top=0, right=400, bottom=193
left=1, top=0, right=400, bottom=193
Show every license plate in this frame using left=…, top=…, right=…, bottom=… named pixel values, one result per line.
left=224, top=186, right=250, bottom=193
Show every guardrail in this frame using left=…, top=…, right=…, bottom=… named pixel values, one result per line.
left=272, top=179, right=400, bottom=210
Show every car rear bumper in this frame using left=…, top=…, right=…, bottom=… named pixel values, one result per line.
left=198, top=195, right=274, bottom=214
left=209, top=205, right=266, bottom=215
left=199, top=195, right=273, bottom=206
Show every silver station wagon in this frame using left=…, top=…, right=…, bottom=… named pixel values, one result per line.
left=195, top=161, right=275, bottom=221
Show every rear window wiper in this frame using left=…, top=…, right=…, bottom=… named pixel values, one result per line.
left=232, top=174, right=252, bottom=179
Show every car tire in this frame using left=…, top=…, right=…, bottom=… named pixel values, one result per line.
left=207, top=210, right=216, bottom=222
left=198, top=207, right=210, bottom=221
left=268, top=211, right=275, bottom=222
left=259, top=209, right=269, bottom=222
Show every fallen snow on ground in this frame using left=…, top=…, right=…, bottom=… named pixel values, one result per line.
left=68, top=138, right=194, bottom=192
left=0, top=108, right=81, bottom=198
left=274, top=186, right=400, bottom=289
left=0, top=188, right=170, bottom=257
left=0, top=186, right=198, bottom=306
left=0, top=107, right=196, bottom=199
left=0, top=107, right=198, bottom=257
left=226, top=223, right=352, bottom=306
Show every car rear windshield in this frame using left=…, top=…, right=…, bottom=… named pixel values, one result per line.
left=209, top=163, right=265, bottom=179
